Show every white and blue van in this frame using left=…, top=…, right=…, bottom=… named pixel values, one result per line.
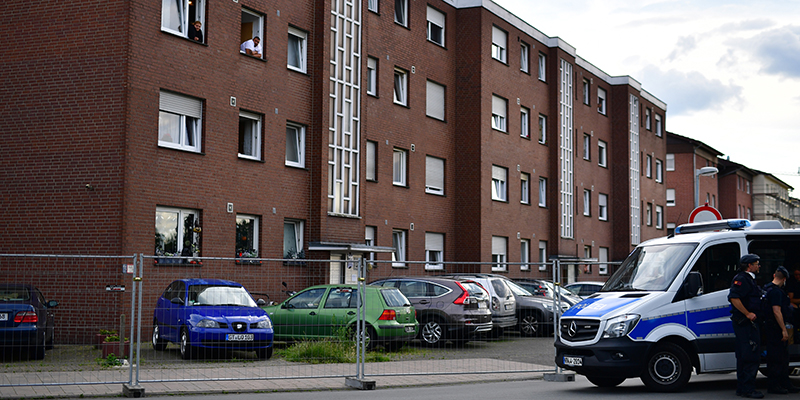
left=555, top=219, right=800, bottom=392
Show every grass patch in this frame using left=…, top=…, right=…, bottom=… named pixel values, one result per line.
left=276, top=327, right=420, bottom=364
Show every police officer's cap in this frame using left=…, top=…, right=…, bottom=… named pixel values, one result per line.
left=775, top=266, right=789, bottom=278
left=740, top=254, right=760, bottom=265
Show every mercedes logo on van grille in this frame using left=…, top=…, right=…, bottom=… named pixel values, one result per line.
left=568, top=321, right=577, bottom=337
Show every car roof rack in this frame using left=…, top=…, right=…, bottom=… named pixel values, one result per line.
left=674, top=219, right=764, bottom=235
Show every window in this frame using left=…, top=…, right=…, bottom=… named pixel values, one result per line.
left=645, top=154, right=652, bottom=178
left=285, top=123, right=305, bottom=168
left=392, top=229, right=406, bottom=267
left=538, top=177, right=547, bottom=207
left=521, top=172, right=530, bottom=204
left=666, top=153, right=675, bottom=171
left=238, top=111, right=261, bottom=160
left=746, top=181, right=750, bottom=194
left=491, top=165, right=507, bottom=201
left=366, top=57, right=378, bottom=96
left=393, top=148, right=407, bottom=186
left=491, top=236, right=507, bottom=271
left=393, top=68, right=408, bottom=106
left=655, top=114, right=663, bottom=137
left=162, top=0, right=206, bottom=40
left=538, top=114, right=547, bottom=144
left=598, top=140, right=607, bottom=167
left=287, top=27, right=307, bottom=72
left=582, top=79, right=590, bottom=105
left=365, top=226, right=376, bottom=261
left=366, top=140, right=377, bottom=181
left=583, top=134, right=590, bottom=160
left=368, top=0, right=378, bottom=13
left=283, top=219, right=304, bottom=258
left=646, top=203, right=652, bottom=226
left=654, top=159, right=663, bottom=182
left=426, top=80, right=445, bottom=120
left=597, top=87, right=607, bottom=115
left=235, top=215, right=259, bottom=258
left=394, top=0, right=408, bottom=27
left=520, top=42, right=530, bottom=73
left=583, top=189, right=591, bottom=216
left=158, top=90, right=202, bottom=152
left=426, top=156, right=445, bottom=195
left=598, top=247, right=609, bottom=275
left=491, top=26, right=507, bottom=63
left=491, top=95, right=507, bottom=132
left=656, top=205, right=663, bottom=229
left=240, top=8, right=264, bottom=58
left=598, top=193, right=608, bottom=221
left=425, top=232, right=444, bottom=270
left=426, top=6, right=445, bottom=46
left=645, top=108, right=652, bottom=130
left=538, top=241, right=547, bottom=270
left=155, top=207, right=200, bottom=257
left=538, top=53, right=546, bottom=81
left=520, top=107, right=530, bottom=138
left=520, top=239, right=530, bottom=270
left=666, top=189, right=676, bottom=206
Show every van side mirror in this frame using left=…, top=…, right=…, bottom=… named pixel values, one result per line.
left=682, top=272, right=704, bottom=300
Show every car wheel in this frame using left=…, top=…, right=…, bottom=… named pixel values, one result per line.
left=350, top=324, right=375, bottom=350
left=640, top=342, right=692, bottom=392
left=179, top=328, right=194, bottom=360
left=255, top=346, right=273, bottom=360
left=587, top=375, right=626, bottom=388
left=152, top=323, right=167, bottom=351
left=420, top=318, right=445, bottom=346
left=519, top=313, right=543, bottom=337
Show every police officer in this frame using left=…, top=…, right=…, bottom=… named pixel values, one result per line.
left=764, top=266, right=800, bottom=394
left=728, top=254, right=763, bottom=398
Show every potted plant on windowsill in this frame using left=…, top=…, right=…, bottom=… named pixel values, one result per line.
left=235, top=248, right=261, bottom=265
left=283, top=250, right=306, bottom=266
left=101, top=334, right=130, bottom=359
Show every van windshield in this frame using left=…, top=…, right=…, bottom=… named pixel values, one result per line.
left=603, top=243, right=697, bottom=292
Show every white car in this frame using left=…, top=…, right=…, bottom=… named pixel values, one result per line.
left=563, top=281, right=604, bottom=297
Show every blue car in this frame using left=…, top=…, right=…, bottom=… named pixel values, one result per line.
left=152, top=279, right=273, bottom=359
left=0, top=284, right=58, bottom=360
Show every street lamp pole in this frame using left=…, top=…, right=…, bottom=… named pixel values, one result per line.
left=694, top=166, right=719, bottom=208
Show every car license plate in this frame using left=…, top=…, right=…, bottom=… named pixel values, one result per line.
left=405, top=326, right=415, bottom=333
left=563, top=356, right=583, bottom=367
left=0, top=313, right=6, bottom=321
left=226, top=334, right=253, bottom=341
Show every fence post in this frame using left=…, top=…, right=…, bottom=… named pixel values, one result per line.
left=345, top=257, right=376, bottom=390
left=123, top=254, right=145, bottom=398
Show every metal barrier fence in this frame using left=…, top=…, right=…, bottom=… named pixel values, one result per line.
left=0, top=254, right=618, bottom=395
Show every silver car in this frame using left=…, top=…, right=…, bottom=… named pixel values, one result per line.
left=439, top=274, right=517, bottom=336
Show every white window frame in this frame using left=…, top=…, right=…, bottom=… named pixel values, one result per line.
left=426, top=6, right=445, bottom=47
left=656, top=205, right=664, bottom=229
left=666, top=153, right=675, bottom=171
left=240, top=8, right=263, bottom=56
left=394, top=0, right=408, bottom=27
left=538, top=177, right=547, bottom=207
left=235, top=214, right=259, bottom=257
left=666, top=189, right=676, bottom=206
left=393, top=148, right=407, bottom=186
left=491, top=236, right=507, bottom=272
left=598, top=247, right=609, bottom=275
left=287, top=26, right=308, bottom=73
left=155, top=206, right=200, bottom=257
left=583, top=189, right=591, bottom=216
left=646, top=203, right=653, bottom=226
left=597, top=87, right=607, bottom=115
left=366, top=140, right=377, bottom=181
left=646, top=154, right=652, bottom=178
left=645, top=108, right=652, bottom=130
left=426, top=80, right=445, bottom=121
left=538, top=241, right=547, bottom=270
left=367, top=57, right=378, bottom=96
left=238, top=110, right=261, bottom=160
left=520, top=172, right=530, bottom=204
left=538, top=114, right=547, bottom=144
left=655, top=114, right=663, bottom=137
left=583, top=79, right=590, bottom=105
left=161, top=0, right=206, bottom=40
left=393, top=68, right=408, bottom=106
left=520, top=238, right=530, bottom=271
left=598, top=193, right=608, bottom=221
left=598, top=140, right=607, bottom=167
left=283, top=219, right=304, bottom=258
left=425, top=232, right=444, bottom=270
left=368, top=0, right=378, bottom=13
left=491, top=165, right=507, bottom=202
left=520, top=42, right=530, bottom=73
left=158, top=90, right=203, bottom=153
left=491, top=26, right=507, bottom=63
left=538, top=53, right=546, bottom=81
left=392, top=229, right=407, bottom=267
left=520, top=106, right=530, bottom=138
left=365, top=226, right=376, bottom=261
left=655, top=159, right=663, bottom=182
left=583, top=134, right=590, bottom=160
left=425, top=156, right=445, bottom=195
left=491, top=95, right=507, bottom=132
left=285, top=122, right=306, bottom=168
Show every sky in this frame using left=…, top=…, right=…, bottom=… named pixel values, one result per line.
left=494, top=0, right=800, bottom=194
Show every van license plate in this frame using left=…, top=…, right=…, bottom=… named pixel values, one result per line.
left=563, top=356, right=583, bottom=367
left=227, top=334, right=253, bottom=341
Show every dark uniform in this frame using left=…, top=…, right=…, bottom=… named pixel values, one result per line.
left=728, top=256, right=763, bottom=397
left=763, top=266, right=798, bottom=393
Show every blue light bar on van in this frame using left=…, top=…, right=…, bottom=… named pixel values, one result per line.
left=674, top=219, right=751, bottom=235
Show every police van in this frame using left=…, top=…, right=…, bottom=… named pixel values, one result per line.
left=555, top=219, right=800, bottom=392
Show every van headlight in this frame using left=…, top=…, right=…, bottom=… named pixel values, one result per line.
left=256, top=318, right=272, bottom=329
left=602, top=314, right=640, bottom=338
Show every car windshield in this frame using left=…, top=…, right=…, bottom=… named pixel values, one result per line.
left=505, top=280, right=533, bottom=296
left=0, top=287, right=30, bottom=301
left=603, top=243, right=698, bottom=292
left=188, top=285, right=256, bottom=307
left=381, top=288, right=411, bottom=307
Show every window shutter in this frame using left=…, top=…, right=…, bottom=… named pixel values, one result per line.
left=427, top=6, right=444, bottom=27
left=492, top=236, right=506, bottom=254
left=426, top=232, right=443, bottom=251
left=426, top=81, right=445, bottom=120
left=492, top=165, right=505, bottom=181
left=426, top=156, right=444, bottom=190
left=160, top=91, right=202, bottom=118
left=492, top=26, right=506, bottom=48
left=492, top=96, right=506, bottom=119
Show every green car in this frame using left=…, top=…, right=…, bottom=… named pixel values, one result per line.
left=261, top=284, right=418, bottom=349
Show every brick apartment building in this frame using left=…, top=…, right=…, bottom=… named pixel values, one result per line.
left=664, top=132, right=722, bottom=231
left=717, top=158, right=755, bottom=222
left=0, top=0, right=668, bottom=334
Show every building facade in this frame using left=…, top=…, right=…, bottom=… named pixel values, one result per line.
left=664, top=132, right=722, bottom=231
left=752, top=172, right=797, bottom=227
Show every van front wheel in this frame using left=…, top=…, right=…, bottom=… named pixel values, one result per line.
left=640, top=342, right=691, bottom=392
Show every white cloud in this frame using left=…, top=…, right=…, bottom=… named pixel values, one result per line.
left=638, top=65, right=743, bottom=116
left=666, top=35, right=698, bottom=62
left=744, top=25, right=800, bottom=78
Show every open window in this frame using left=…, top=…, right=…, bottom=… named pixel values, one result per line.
left=240, top=8, right=264, bottom=58
left=161, top=0, right=206, bottom=41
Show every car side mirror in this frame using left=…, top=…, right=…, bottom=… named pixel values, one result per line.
left=256, top=299, right=266, bottom=306
left=676, top=271, right=703, bottom=302
left=47, top=300, right=58, bottom=308
left=171, top=297, right=184, bottom=305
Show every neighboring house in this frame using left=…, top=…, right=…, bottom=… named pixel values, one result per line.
left=752, top=171, right=798, bottom=228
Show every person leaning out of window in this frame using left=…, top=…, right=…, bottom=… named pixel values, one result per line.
left=240, top=37, right=262, bottom=58
left=188, top=21, right=203, bottom=43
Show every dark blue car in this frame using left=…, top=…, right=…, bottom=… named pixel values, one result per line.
left=0, top=284, right=58, bottom=360
left=152, top=279, right=273, bottom=359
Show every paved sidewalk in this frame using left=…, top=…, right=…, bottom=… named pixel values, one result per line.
left=0, top=359, right=553, bottom=399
